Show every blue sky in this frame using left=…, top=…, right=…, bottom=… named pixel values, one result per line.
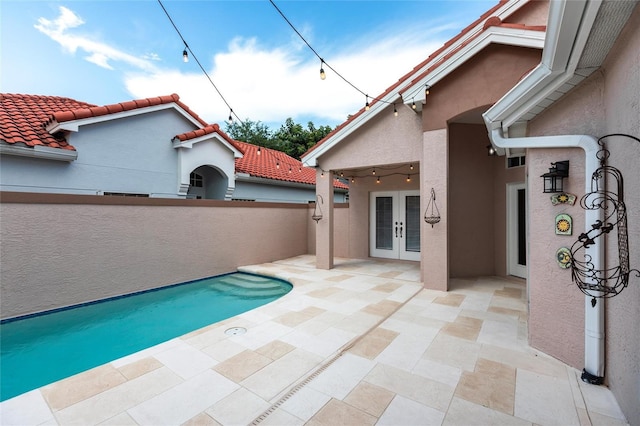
left=1, top=0, right=496, bottom=129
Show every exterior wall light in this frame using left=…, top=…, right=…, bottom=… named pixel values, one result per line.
left=487, top=144, right=497, bottom=156
left=541, top=160, right=569, bottom=193
left=312, top=194, right=324, bottom=223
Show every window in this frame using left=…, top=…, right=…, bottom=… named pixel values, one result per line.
left=103, top=192, right=149, bottom=197
left=507, top=155, right=526, bottom=168
left=190, top=172, right=203, bottom=187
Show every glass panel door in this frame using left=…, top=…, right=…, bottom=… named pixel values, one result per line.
left=370, top=191, right=420, bottom=260
left=375, top=197, right=394, bottom=250
left=404, top=195, right=420, bottom=252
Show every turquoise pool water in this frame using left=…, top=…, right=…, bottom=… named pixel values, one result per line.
left=0, top=272, right=291, bottom=401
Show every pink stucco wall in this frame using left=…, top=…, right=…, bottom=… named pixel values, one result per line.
left=0, top=193, right=311, bottom=319
left=528, top=5, right=640, bottom=423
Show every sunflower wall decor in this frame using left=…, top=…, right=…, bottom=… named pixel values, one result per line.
left=555, top=213, right=573, bottom=235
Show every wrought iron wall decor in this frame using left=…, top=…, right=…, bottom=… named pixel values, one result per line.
left=424, top=188, right=441, bottom=227
left=312, top=194, right=324, bottom=223
left=570, top=134, right=640, bottom=306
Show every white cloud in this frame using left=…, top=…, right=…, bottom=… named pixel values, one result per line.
left=35, top=6, right=157, bottom=72
left=125, top=32, right=445, bottom=127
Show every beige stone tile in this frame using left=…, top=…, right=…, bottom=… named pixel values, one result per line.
left=279, top=385, right=332, bottom=421
left=443, top=397, right=532, bottom=426
left=273, top=306, right=326, bottom=327
left=377, top=271, right=402, bottom=279
left=117, top=356, right=164, bottom=381
left=307, top=287, right=342, bottom=299
left=258, top=407, right=305, bottom=426
left=454, top=358, right=516, bottom=415
left=362, top=299, right=401, bottom=317
left=55, top=367, right=183, bottom=425
left=181, top=412, right=221, bottom=426
left=441, top=316, right=483, bottom=341
left=372, top=282, right=403, bottom=292
left=488, top=305, right=527, bottom=320
left=205, top=387, right=270, bottom=426
left=256, top=340, right=296, bottom=360
left=347, top=327, right=399, bottom=359
left=41, top=363, right=127, bottom=411
left=98, top=411, right=139, bottom=425
left=324, top=274, right=355, bottom=282
left=343, top=382, right=395, bottom=417
left=241, top=348, right=323, bottom=401
left=514, top=369, right=579, bottom=425
left=213, top=350, right=273, bottom=382
left=495, top=287, right=523, bottom=299
left=306, top=398, right=376, bottom=426
left=424, top=333, right=481, bottom=371
left=364, top=364, right=455, bottom=412
left=378, top=394, right=446, bottom=426
left=479, top=344, right=567, bottom=378
left=200, top=338, right=247, bottom=362
left=433, top=293, right=466, bottom=307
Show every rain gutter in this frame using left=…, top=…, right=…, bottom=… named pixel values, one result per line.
left=483, top=0, right=605, bottom=382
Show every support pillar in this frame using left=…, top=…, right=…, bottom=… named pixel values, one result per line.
left=421, top=129, right=448, bottom=291
left=316, top=168, right=334, bottom=269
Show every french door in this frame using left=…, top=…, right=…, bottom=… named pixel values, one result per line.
left=370, top=191, right=420, bottom=261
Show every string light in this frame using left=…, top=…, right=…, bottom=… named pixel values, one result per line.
left=365, top=95, right=370, bottom=111
left=425, top=84, right=430, bottom=96
left=412, top=100, right=417, bottom=110
left=351, top=176, right=355, bottom=183
left=406, top=175, right=411, bottom=182
left=372, top=168, right=376, bottom=175
left=228, top=109, right=233, bottom=123
left=376, top=176, right=381, bottom=184
left=269, top=0, right=395, bottom=111
left=321, top=170, right=324, bottom=177
left=276, top=160, right=280, bottom=169
left=257, top=146, right=261, bottom=155
left=158, top=0, right=241, bottom=124
left=393, top=104, right=398, bottom=117
left=320, top=60, right=326, bottom=80
left=410, top=164, right=414, bottom=170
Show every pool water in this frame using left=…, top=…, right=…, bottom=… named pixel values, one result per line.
left=0, top=272, right=291, bottom=401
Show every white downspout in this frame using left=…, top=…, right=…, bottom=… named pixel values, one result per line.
left=489, top=128, right=605, bottom=381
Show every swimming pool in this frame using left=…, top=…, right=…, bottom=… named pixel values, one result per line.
left=0, top=272, right=292, bottom=402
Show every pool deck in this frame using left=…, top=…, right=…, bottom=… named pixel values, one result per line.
left=0, top=255, right=629, bottom=425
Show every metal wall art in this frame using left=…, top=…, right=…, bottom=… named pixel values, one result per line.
left=424, top=188, right=441, bottom=228
left=570, top=134, right=640, bottom=305
left=555, top=214, right=573, bottom=236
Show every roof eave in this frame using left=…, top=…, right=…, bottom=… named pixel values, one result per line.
left=46, top=103, right=206, bottom=134
left=172, top=133, right=243, bottom=158
left=0, top=143, right=78, bottom=162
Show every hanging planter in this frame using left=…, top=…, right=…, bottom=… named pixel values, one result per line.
left=424, top=188, right=441, bottom=228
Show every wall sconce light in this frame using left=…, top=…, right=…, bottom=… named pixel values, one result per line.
left=312, top=194, right=324, bottom=223
left=541, top=160, right=569, bottom=193
left=486, top=144, right=497, bottom=156
left=424, top=188, right=441, bottom=228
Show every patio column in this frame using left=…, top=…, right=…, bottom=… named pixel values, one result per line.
left=421, top=128, right=448, bottom=291
left=316, top=168, right=334, bottom=269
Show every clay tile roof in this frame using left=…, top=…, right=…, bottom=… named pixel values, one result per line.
left=233, top=140, right=348, bottom=190
left=303, top=0, right=546, bottom=159
left=0, top=93, right=96, bottom=150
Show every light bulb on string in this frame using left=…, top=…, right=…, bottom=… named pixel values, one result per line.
left=182, top=48, right=189, bottom=63
left=410, top=164, right=414, bottom=170
left=412, top=100, right=416, bottom=110
left=376, top=176, right=381, bottom=184
left=393, top=104, right=398, bottom=117
left=365, top=95, right=370, bottom=111
left=406, top=175, right=411, bottom=182
left=425, top=84, right=430, bottom=96
left=351, top=176, right=355, bottom=183
left=289, top=167, right=292, bottom=174
left=257, top=146, right=261, bottom=155
left=372, top=168, right=376, bottom=175
left=320, top=60, right=326, bottom=80
left=228, top=109, right=233, bottom=123
left=276, top=161, right=280, bottom=169
left=321, top=170, right=324, bottom=178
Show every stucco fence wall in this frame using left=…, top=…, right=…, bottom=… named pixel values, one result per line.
left=0, top=192, right=350, bottom=320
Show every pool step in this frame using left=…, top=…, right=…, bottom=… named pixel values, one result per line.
left=208, top=275, right=290, bottom=299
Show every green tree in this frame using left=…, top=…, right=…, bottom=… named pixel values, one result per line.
left=224, top=118, right=333, bottom=159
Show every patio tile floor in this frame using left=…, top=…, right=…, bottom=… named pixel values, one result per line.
left=0, top=255, right=629, bottom=425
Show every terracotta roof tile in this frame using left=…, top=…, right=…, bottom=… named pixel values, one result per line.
left=303, top=0, right=545, bottom=159
left=0, top=93, right=96, bottom=150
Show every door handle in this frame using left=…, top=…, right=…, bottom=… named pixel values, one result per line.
left=395, top=222, right=398, bottom=238
left=399, top=222, right=403, bottom=238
